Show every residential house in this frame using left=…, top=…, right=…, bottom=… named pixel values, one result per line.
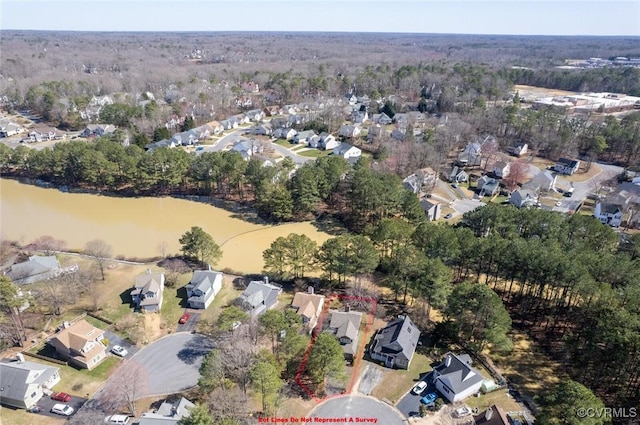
left=421, top=200, right=442, bottom=221
left=263, top=90, right=281, bottom=104
left=283, top=104, right=299, bottom=115
left=219, top=119, right=237, bottom=130
left=403, top=167, right=438, bottom=194
left=238, top=278, right=282, bottom=317
left=249, top=124, right=272, bottom=136
left=319, top=133, right=339, bottom=150
left=351, top=110, right=369, bottom=124
left=554, top=158, right=580, bottom=175
left=242, top=82, right=260, bottom=93
left=290, top=288, right=326, bottom=333
left=191, top=124, right=213, bottom=140
left=138, top=397, right=195, bottom=425
left=27, top=127, right=65, bottom=143
left=231, top=114, right=250, bottom=125
left=510, top=189, right=537, bottom=208
left=457, top=135, right=497, bottom=167
left=171, top=131, right=198, bottom=146
left=506, top=141, right=528, bottom=157
left=48, top=319, right=107, bottom=369
left=185, top=269, right=223, bottom=310
left=207, top=121, right=224, bottom=135
left=372, top=113, right=393, bottom=125
left=80, top=124, right=116, bottom=138
left=594, top=202, right=624, bottom=227
left=232, top=139, right=265, bottom=160
left=327, top=309, right=362, bottom=361
left=449, top=166, right=469, bottom=184
left=131, top=270, right=165, bottom=313
left=369, top=315, right=420, bottom=369
left=245, top=109, right=265, bottom=122
left=432, top=352, right=484, bottom=403
left=270, top=117, right=290, bottom=130
left=293, top=130, right=316, bottom=145
left=273, top=127, right=296, bottom=140
left=263, top=105, right=282, bottom=116
left=0, top=119, right=25, bottom=138
left=5, top=255, right=65, bottom=285
left=308, top=134, right=322, bottom=148
left=334, top=143, right=362, bottom=162
left=338, top=124, right=361, bottom=139
left=288, top=114, right=306, bottom=126
left=523, top=170, right=556, bottom=192
left=472, top=405, right=511, bottom=425
left=477, top=176, right=500, bottom=197
left=0, top=356, right=61, bottom=409
left=492, top=161, right=511, bottom=179
left=367, top=124, right=390, bottom=143
left=145, top=139, right=179, bottom=151
left=391, top=126, right=422, bottom=142
left=392, top=113, right=409, bottom=125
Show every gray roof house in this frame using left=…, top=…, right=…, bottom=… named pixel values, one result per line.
left=477, top=176, right=500, bottom=197
left=554, top=158, right=580, bottom=175
left=186, top=269, right=223, bottom=310
left=328, top=309, right=363, bottom=361
left=449, top=166, right=469, bottom=183
left=523, top=170, right=556, bottom=192
left=131, top=270, right=165, bottom=313
left=294, top=130, right=316, bottom=145
left=333, top=143, right=362, bottom=162
left=0, top=356, right=61, bottom=409
left=594, top=202, right=624, bottom=228
left=238, top=278, right=282, bottom=317
left=421, top=200, right=442, bottom=221
left=510, top=189, right=537, bottom=208
left=138, top=397, right=195, bottom=425
left=432, top=352, right=484, bottom=403
left=369, top=315, right=419, bottom=369
left=5, top=255, right=62, bottom=285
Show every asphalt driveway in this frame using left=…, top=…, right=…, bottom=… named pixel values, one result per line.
left=31, top=393, right=87, bottom=420
left=176, top=310, right=201, bottom=333
left=129, top=332, right=213, bottom=398
left=104, top=329, right=139, bottom=359
left=396, top=371, right=437, bottom=418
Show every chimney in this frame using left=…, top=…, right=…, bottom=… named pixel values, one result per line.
left=485, top=407, right=493, bottom=421
left=208, top=264, right=211, bottom=271
left=345, top=304, right=350, bottom=312
left=445, top=354, right=452, bottom=368
left=264, top=276, right=269, bottom=285
left=16, top=353, right=25, bottom=363
left=147, top=268, right=151, bottom=275
left=308, top=286, right=314, bottom=295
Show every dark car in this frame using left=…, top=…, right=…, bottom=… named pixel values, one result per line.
left=179, top=313, right=190, bottom=324
left=51, top=392, right=71, bottom=402
left=444, top=213, right=453, bottom=219
left=27, top=405, right=42, bottom=413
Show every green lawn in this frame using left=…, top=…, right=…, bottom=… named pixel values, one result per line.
left=371, top=353, right=433, bottom=403
left=195, top=280, right=243, bottom=332
left=465, top=388, right=522, bottom=411
left=299, top=149, right=331, bottom=158
left=160, top=285, right=188, bottom=332
left=274, top=139, right=294, bottom=148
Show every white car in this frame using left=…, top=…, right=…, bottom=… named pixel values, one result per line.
left=105, top=414, right=131, bottom=425
left=412, top=381, right=428, bottom=395
left=111, top=345, right=128, bottom=357
left=51, top=403, right=74, bottom=416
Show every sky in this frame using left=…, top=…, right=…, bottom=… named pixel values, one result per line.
left=1, top=0, right=639, bottom=36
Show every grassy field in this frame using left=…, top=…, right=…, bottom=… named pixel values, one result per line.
left=0, top=406, right=67, bottom=425
left=371, top=353, right=433, bottom=403
left=195, top=275, right=244, bottom=331
left=298, top=149, right=331, bottom=158
left=274, top=139, right=294, bottom=148
left=563, top=163, right=601, bottom=183
left=465, top=388, right=522, bottom=412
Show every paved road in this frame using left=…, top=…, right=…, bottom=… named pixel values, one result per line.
left=96, top=332, right=214, bottom=400
left=309, top=394, right=405, bottom=425
left=451, top=198, right=486, bottom=218
left=270, top=142, right=313, bottom=165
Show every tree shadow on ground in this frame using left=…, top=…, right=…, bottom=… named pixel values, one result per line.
left=176, top=334, right=215, bottom=365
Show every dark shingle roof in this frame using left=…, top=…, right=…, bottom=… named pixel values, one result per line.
left=370, top=315, right=419, bottom=364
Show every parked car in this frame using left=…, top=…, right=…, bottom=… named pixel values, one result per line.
left=179, top=313, right=190, bottom=324
left=420, top=392, right=437, bottom=405
left=111, top=345, right=128, bottom=357
left=51, top=403, right=75, bottom=416
left=412, top=381, right=428, bottom=395
left=444, top=213, right=453, bottom=219
left=51, top=392, right=71, bottom=402
left=27, top=405, right=42, bottom=413
left=104, top=414, right=131, bottom=425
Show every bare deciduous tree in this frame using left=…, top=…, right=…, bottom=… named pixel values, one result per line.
left=84, top=239, right=113, bottom=281
left=503, top=160, right=530, bottom=192
left=27, top=235, right=67, bottom=256
left=97, top=360, right=149, bottom=416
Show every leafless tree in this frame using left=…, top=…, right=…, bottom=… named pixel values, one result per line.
left=27, top=235, right=67, bottom=256
left=503, top=161, right=530, bottom=192
left=84, top=239, right=113, bottom=281
left=160, top=257, right=189, bottom=288
left=206, top=386, right=248, bottom=422
left=68, top=406, right=108, bottom=425
left=97, top=360, right=149, bottom=416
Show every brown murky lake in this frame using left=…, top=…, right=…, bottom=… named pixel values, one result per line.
left=0, top=178, right=332, bottom=274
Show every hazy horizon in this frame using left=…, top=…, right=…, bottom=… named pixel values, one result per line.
left=1, top=1, right=639, bottom=37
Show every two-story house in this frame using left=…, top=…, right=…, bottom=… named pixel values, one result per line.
left=290, top=288, right=325, bottom=333
left=0, top=355, right=61, bottom=409
left=327, top=308, right=362, bottom=361
left=369, top=315, right=419, bottom=369
left=432, top=352, right=484, bottom=403
left=594, top=202, right=624, bottom=227
left=185, top=269, right=223, bottom=310
left=238, top=278, right=282, bottom=317
left=48, top=320, right=107, bottom=370
left=554, top=158, right=580, bottom=175
left=131, top=270, right=165, bottom=313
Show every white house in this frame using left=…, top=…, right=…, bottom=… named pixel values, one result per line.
left=420, top=200, right=441, bottom=221
left=523, top=170, right=556, bottom=192
left=333, top=143, right=362, bottom=160
left=594, top=202, right=623, bottom=227
left=185, top=269, right=223, bottom=310
left=510, top=189, right=537, bottom=208
left=432, top=352, right=484, bottom=403
left=507, top=141, right=528, bottom=157
left=554, top=158, right=580, bottom=175
left=0, top=356, right=61, bottom=409
left=492, top=161, right=511, bottom=179
left=131, top=270, right=165, bottom=313
left=338, top=124, right=361, bottom=139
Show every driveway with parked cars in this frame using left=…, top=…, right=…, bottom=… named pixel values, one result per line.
left=396, top=371, right=437, bottom=418
left=176, top=310, right=201, bottom=333
left=30, top=392, right=87, bottom=420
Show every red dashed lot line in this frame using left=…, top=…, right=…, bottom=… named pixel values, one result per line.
left=294, top=294, right=377, bottom=401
